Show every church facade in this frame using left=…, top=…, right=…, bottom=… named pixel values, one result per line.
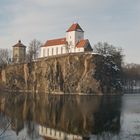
left=41, top=23, right=93, bottom=57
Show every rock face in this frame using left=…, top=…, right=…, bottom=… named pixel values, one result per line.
left=0, top=53, right=121, bottom=94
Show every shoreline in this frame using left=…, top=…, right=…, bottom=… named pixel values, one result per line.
left=0, top=89, right=123, bottom=96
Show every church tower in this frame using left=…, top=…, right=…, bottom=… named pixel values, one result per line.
left=66, top=23, right=84, bottom=49
left=12, top=40, right=26, bottom=63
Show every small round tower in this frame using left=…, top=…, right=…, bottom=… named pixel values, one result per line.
left=12, top=40, right=26, bottom=63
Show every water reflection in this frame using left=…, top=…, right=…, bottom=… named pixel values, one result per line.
left=39, top=126, right=83, bottom=140
left=0, top=93, right=122, bottom=140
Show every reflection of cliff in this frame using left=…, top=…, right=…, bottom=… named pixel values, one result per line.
left=0, top=93, right=122, bottom=138
left=0, top=96, right=5, bottom=112
left=34, top=95, right=121, bottom=137
left=0, top=53, right=121, bottom=94
left=93, top=97, right=121, bottom=134
left=0, top=94, right=25, bottom=135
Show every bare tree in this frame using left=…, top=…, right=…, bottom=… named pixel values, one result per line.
left=0, top=49, right=11, bottom=67
left=26, top=39, right=42, bottom=62
left=122, top=63, right=140, bottom=93
left=94, top=42, right=124, bottom=68
left=93, top=42, right=124, bottom=93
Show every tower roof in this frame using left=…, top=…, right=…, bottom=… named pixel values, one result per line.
left=12, top=40, right=26, bottom=48
left=66, top=23, right=84, bottom=32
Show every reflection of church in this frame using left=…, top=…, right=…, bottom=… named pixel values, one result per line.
left=39, top=125, right=82, bottom=140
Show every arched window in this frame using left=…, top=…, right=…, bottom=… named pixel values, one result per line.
left=52, top=48, right=54, bottom=55
left=61, top=47, right=63, bottom=54
left=47, top=48, right=49, bottom=56
left=56, top=47, right=58, bottom=55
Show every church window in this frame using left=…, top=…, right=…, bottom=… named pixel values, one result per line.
left=56, top=47, right=58, bottom=55
left=61, top=47, right=63, bottom=54
left=47, top=48, right=49, bottom=56
left=52, top=48, right=54, bottom=55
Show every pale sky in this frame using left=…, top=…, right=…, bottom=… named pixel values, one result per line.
left=0, top=0, right=140, bottom=63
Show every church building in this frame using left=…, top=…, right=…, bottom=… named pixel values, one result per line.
left=41, top=23, right=93, bottom=57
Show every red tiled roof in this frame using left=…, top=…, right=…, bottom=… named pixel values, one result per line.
left=12, top=40, right=26, bottom=48
left=66, top=23, right=84, bottom=32
left=76, top=39, right=89, bottom=48
left=44, top=38, right=67, bottom=47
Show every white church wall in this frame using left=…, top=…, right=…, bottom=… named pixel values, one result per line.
left=41, top=45, right=85, bottom=57
left=69, top=47, right=84, bottom=53
left=75, top=47, right=84, bottom=53
left=66, top=31, right=76, bottom=47
left=41, top=44, right=67, bottom=57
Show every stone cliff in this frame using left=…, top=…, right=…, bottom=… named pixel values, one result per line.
left=0, top=53, right=122, bottom=94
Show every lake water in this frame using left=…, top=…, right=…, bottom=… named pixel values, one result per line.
left=0, top=93, right=140, bottom=140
